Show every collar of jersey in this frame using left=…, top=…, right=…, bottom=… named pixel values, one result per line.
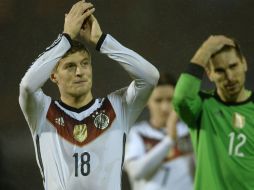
left=214, top=90, right=254, bottom=106
left=148, top=121, right=167, bottom=135
left=57, top=99, right=96, bottom=113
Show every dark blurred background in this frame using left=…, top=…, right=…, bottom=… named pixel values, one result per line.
left=1, top=0, right=254, bottom=189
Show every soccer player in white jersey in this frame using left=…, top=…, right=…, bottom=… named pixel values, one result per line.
left=18, top=1, right=159, bottom=190
left=125, top=73, right=194, bottom=190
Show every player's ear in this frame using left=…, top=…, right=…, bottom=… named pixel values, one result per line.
left=206, top=69, right=215, bottom=82
left=206, top=60, right=214, bottom=82
left=242, top=57, right=248, bottom=72
left=50, top=73, right=58, bottom=84
left=50, top=63, right=60, bottom=84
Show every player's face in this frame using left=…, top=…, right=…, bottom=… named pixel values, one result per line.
left=148, top=85, right=174, bottom=127
left=207, top=49, right=247, bottom=101
left=52, top=51, right=92, bottom=98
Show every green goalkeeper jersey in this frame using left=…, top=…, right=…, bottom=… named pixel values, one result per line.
left=173, top=64, right=254, bottom=190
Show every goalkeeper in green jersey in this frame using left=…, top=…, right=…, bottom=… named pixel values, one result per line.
left=173, top=35, right=254, bottom=190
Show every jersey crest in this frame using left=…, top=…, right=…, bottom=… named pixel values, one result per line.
left=92, top=111, right=110, bottom=129
left=233, top=112, right=245, bottom=129
left=46, top=98, right=116, bottom=146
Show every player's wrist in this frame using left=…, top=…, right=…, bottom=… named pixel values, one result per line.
left=165, top=136, right=175, bottom=146
left=63, top=30, right=76, bottom=40
left=95, top=33, right=107, bottom=51
left=62, top=33, right=73, bottom=46
left=91, top=31, right=103, bottom=46
left=185, top=63, right=204, bottom=80
left=63, top=23, right=80, bottom=40
left=191, top=50, right=211, bottom=67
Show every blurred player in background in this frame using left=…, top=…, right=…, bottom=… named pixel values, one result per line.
left=173, top=35, right=254, bottom=190
left=125, top=73, right=194, bottom=190
left=19, top=1, right=159, bottom=189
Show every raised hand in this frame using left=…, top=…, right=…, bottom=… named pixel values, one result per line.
left=63, top=1, right=95, bottom=40
left=80, top=15, right=103, bottom=46
left=166, top=110, right=178, bottom=141
left=191, top=35, right=235, bottom=67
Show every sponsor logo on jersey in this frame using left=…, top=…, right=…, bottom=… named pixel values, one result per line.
left=73, top=124, right=88, bottom=142
left=93, top=110, right=109, bottom=130
left=233, top=112, right=245, bottom=129
left=55, top=117, right=65, bottom=126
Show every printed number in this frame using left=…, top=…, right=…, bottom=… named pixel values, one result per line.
left=73, top=152, right=90, bottom=177
left=228, top=132, right=246, bottom=157
left=161, top=167, right=170, bottom=186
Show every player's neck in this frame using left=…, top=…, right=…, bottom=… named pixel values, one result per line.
left=218, top=88, right=251, bottom=103
left=149, top=118, right=165, bottom=129
left=60, top=92, right=93, bottom=109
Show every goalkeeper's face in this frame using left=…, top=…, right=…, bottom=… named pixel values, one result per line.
left=207, top=48, right=247, bottom=102
left=51, top=51, right=93, bottom=98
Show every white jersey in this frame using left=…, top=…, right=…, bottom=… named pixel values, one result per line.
left=19, top=33, right=159, bottom=190
left=125, top=121, right=194, bottom=190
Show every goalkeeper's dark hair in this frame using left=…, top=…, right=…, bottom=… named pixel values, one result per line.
left=211, top=37, right=245, bottom=61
